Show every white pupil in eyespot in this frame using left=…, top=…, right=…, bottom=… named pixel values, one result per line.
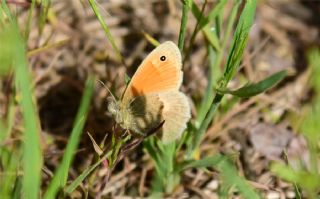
left=160, top=56, right=166, bottom=61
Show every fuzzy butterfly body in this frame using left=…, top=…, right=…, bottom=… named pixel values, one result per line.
left=108, top=41, right=190, bottom=143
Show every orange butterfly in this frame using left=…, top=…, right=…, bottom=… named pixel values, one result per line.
left=108, top=41, right=191, bottom=143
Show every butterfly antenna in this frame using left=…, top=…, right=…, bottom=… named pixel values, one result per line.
left=98, top=80, right=117, bottom=101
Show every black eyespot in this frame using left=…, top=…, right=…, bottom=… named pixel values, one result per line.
left=160, top=56, right=166, bottom=61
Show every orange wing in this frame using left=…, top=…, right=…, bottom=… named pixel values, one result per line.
left=123, top=41, right=182, bottom=102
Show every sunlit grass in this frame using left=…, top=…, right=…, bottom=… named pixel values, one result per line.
left=0, top=6, right=42, bottom=198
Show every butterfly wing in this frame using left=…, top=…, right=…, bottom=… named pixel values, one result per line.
left=119, top=41, right=190, bottom=143
left=158, top=91, right=191, bottom=143
left=122, top=41, right=182, bottom=102
left=126, top=91, right=190, bottom=143
left=128, top=93, right=164, bottom=135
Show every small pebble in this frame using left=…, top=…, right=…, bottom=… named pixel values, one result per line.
left=286, top=190, right=296, bottom=198
left=266, top=191, right=280, bottom=199
left=206, top=180, right=219, bottom=191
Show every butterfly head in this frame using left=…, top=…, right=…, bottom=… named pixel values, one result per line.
left=107, top=97, right=123, bottom=125
left=107, top=97, right=133, bottom=131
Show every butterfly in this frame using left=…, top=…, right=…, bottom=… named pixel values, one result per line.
left=108, top=41, right=191, bottom=143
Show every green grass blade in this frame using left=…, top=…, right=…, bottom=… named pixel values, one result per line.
left=222, top=0, right=256, bottom=85
left=161, top=142, right=176, bottom=174
left=0, top=7, right=17, bottom=76
left=196, top=45, right=218, bottom=126
left=44, top=75, right=95, bottom=199
left=1, top=10, right=43, bottom=196
left=13, top=176, right=23, bottom=199
left=190, top=2, right=219, bottom=51
left=144, top=139, right=166, bottom=179
left=218, top=159, right=260, bottom=199
left=11, top=23, right=43, bottom=199
left=271, top=163, right=320, bottom=194
left=203, top=26, right=221, bottom=51
left=308, top=48, right=320, bottom=90
left=0, top=1, right=13, bottom=22
left=176, top=154, right=226, bottom=173
left=144, top=138, right=177, bottom=194
left=65, top=151, right=112, bottom=194
left=191, top=0, right=228, bottom=51
left=24, top=0, right=36, bottom=40
left=178, top=0, right=192, bottom=52
left=301, top=48, right=320, bottom=174
left=190, top=2, right=208, bottom=28
left=39, top=0, right=51, bottom=35
left=216, top=70, right=287, bottom=97
left=184, top=1, right=208, bottom=63
left=88, top=0, right=125, bottom=66
left=1, top=149, right=20, bottom=197
left=197, top=0, right=227, bottom=30
left=4, top=101, right=15, bottom=140
left=191, top=93, right=223, bottom=156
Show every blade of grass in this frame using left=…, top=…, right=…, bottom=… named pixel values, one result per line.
left=222, top=1, right=256, bottom=84
left=191, top=0, right=228, bottom=51
left=13, top=176, right=23, bottom=199
left=3, top=101, right=15, bottom=141
left=1, top=1, right=13, bottom=21
left=203, top=26, right=221, bottom=51
left=144, top=139, right=166, bottom=179
left=218, top=158, right=260, bottom=198
left=271, top=163, right=320, bottom=196
left=178, top=0, right=192, bottom=53
left=38, top=0, right=51, bottom=36
left=176, top=154, right=227, bottom=173
left=0, top=6, right=43, bottom=196
left=1, top=149, right=21, bottom=197
left=308, top=48, right=320, bottom=90
left=24, top=0, right=36, bottom=40
left=0, top=6, right=20, bottom=198
left=183, top=0, right=208, bottom=64
left=216, top=70, right=287, bottom=97
left=44, top=75, right=95, bottom=199
left=142, top=31, right=160, bottom=46
left=0, top=10, right=17, bottom=75
left=195, top=0, right=227, bottom=30
left=65, top=151, right=112, bottom=194
left=88, top=0, right=125, bottom=67
left=27, top=38, right=70, bottom=57
left=144, top=138, right=177, bottom=194
left=12, top=22, right=43, bottom=199
left=299, top=48, right=320, bottom=174
left=195, top=45, right=218, bottom=127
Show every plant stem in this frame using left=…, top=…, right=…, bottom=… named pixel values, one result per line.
left=24, top=0, right=36, bottom=40
left=191, top=93, right=223, bottom=157
left=183, top=0, right=207, bottom=65
left=178, top=0, right=191, bottom=53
